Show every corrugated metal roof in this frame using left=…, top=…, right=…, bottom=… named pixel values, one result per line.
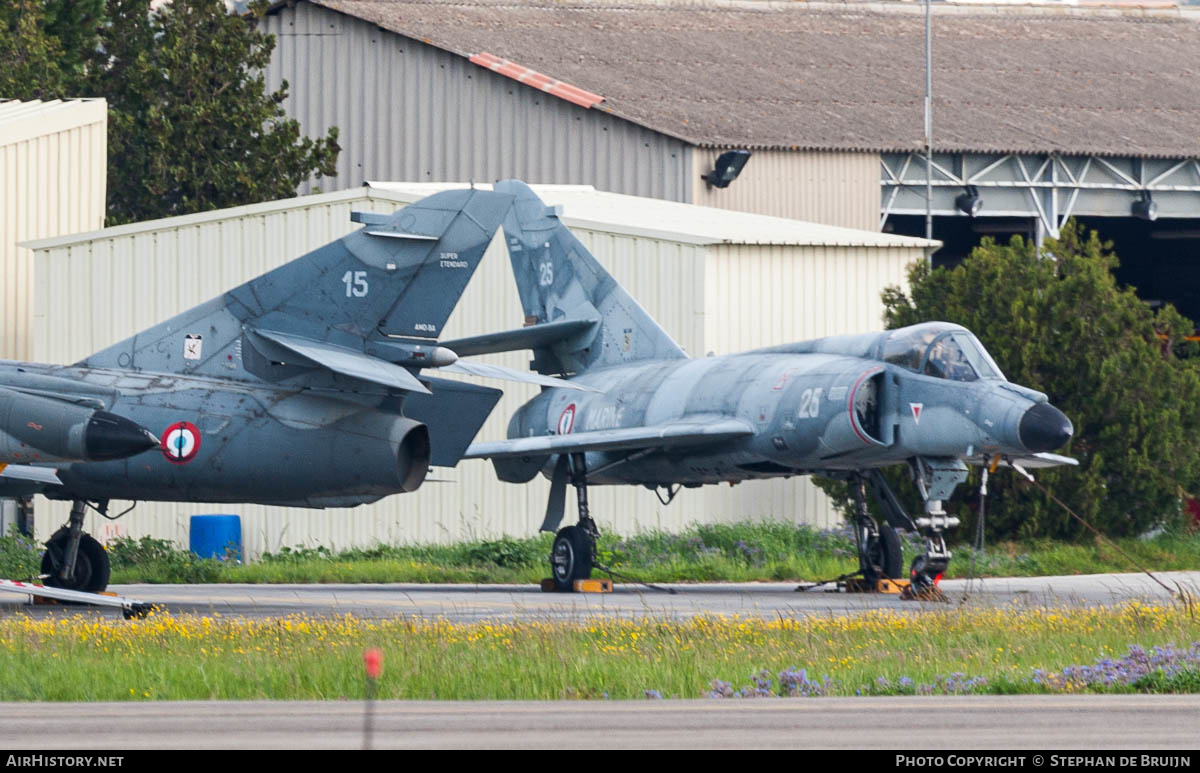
left=295, top=0, right=1200, bottom=158
left=366, top=181, right=936, bottom=248
left=23, top=181, right=935, bottom=250
left=0, top=99, right=107, bottom=148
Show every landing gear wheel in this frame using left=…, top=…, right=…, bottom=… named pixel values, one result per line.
left=861, top=525, right=903, bottom=585
left=41, top=532, right=110, bottom=593
left=551, top=525, right=594, bottom=591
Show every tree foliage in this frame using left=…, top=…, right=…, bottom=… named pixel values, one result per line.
left=821, top=222, right=1200, bottom=541
left=0, top=1, right=75, bottom=99
left=0, top=0, right=340, bottom=225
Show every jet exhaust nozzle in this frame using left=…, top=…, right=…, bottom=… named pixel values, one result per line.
left=1018, top=403, right=1073, bottom=453
left=84, top=411, right=160, bottom=461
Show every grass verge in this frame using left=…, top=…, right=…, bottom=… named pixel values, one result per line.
left=86, top=522, right=1200, bottom=585
left=2, top=602, right=1198, bottom=700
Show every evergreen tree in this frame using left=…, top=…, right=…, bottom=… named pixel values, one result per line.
left=0, top=0, right=340, bottom=225
left=96, top=0, right=339, bottom=224
left=821, top=222, right=1200, bottom=540
left=0, top=1, right=74, bottom=99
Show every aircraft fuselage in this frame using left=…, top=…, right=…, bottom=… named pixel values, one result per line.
left=0, top=360, right=436, bottom=507
left=507, top=350, right=1065, bottom=487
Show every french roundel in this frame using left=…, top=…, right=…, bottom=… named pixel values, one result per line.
left=161, top=421, right=201, bottom=464
left=557, top=404, right=576, bottom=435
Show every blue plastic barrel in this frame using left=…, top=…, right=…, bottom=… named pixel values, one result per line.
left=189, top=515, right=242, bottom=561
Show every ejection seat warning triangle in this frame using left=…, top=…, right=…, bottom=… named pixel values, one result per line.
left=910, top=403, right=923, bottom=424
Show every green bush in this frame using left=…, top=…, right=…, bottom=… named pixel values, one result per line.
left=821, top=221, right=1200, bottom=541
left=0, top=526, right=43, bottom=581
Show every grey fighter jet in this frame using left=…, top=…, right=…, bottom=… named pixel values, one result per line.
left=0, top=187, right=580, bottom=593
left=460, top=181, right=1076, bottom=593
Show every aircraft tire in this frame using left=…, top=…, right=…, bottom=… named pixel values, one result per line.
left=551, top=525, right=594, bottom=591
left=879, top=525, right=904, bottom=580
left=41, top=532, right=110, bottom=594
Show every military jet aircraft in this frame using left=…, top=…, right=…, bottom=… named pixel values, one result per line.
left=460, top=181, right=1076, bottom=593
left=0, top=186, right=583, bottom=594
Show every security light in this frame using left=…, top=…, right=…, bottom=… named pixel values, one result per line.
left=1132, top=191, right=1158, bottom=221
left=702, top=149, right=752, bottom=189
left=955, top=186, right=983, bottom=217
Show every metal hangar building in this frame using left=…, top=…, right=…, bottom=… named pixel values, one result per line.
left=264, top=0, right=1200, bottom=319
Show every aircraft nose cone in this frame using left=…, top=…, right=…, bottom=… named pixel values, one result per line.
left=84, top=411, right=160, bottom=461
left=1018, top=403, right=1073, bottom=453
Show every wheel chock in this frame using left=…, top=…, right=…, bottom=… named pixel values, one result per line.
left=842, top=578, right=908, bottom=594
left=539, top=578, right=614, bottom=593
left=900, top=583, right=949, bottom=603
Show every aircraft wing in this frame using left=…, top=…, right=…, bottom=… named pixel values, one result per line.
left=973, top=452, right=1080, bottom=470
left=464, top=419, right=754, bottom=459
left=0, top=464, right=61, bottom=485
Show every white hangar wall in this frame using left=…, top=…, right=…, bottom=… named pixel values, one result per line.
left=27, top=184, right=926, bottom=558
left=0, top=99, right=107, bottom=362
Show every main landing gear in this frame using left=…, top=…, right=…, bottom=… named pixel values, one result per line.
left=549, top=453, right=599, bottom=591
left=850, top=475, right=903, bottom=586
left=40, top=499, right=111, bottom=593
left=849, top=458, right=967, bottom=600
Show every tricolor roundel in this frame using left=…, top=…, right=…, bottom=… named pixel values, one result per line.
left=557, top=404, right=576, bottom=435
left=161, top=421, right=202, bottom=464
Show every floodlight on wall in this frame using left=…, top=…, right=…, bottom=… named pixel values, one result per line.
left=955, top=185, right=983, bottom=217
left=702, top=149, right=752, bottom=189
left=1132, top=191, right=1159, bottom=222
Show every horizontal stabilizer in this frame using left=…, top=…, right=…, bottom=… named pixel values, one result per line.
left=464, top=418, right=753, bottom=459
left=440, top=318, right=599, bottom=357
left=250, top=329, right=431, bottom=395
left=440, top=361, right=599, bottom=391
left=364, top=230, right=439, bottom=241
left=0, top=464, right=61, bottom=485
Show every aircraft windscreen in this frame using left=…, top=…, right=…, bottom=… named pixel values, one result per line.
left=882, top=325, right=1005, bottom=381
left=882, top=324, right=950, bottom=371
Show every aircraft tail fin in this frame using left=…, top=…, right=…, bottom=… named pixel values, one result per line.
left=81, top=188, right=515, bottom=387
left=493, top=179, right=686, bottom=376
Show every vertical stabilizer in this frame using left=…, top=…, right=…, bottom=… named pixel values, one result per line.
left=495, top=180, right=686, bottom=376
left=81, top=189, right=514, bottom=382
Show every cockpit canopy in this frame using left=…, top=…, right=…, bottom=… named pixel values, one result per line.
left=880, top=323, right=1005, bottom=382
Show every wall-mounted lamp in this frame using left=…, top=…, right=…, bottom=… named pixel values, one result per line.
left=702, top=149, right=752, bottom=189
left=1132, top=191, right=1158, bottom=222
left=955, top=185, right=983, bottom=217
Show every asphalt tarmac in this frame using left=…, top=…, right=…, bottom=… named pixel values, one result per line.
left=1, top=571, right=1193, bottom=622
left=2, top=695, right=1198, bottom=749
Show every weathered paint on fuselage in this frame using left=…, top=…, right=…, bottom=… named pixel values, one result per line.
left=508, top=349, right=1046, bottom=487
left=0, top=360, right=424, bottom=507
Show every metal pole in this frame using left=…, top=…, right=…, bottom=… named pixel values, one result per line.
left=924, top=0, right=933, bottom=266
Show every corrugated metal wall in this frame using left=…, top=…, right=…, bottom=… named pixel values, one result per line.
left=702, top=243, right=917, bottom=528
left=262, top=3, right=691, bottom=202
left=690, top=149, right=882, bottom=232
left=1, top=100, right=106, bottom=361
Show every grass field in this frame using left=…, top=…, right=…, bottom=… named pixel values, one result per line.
left=1, top=602, right=1198, bottom=701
